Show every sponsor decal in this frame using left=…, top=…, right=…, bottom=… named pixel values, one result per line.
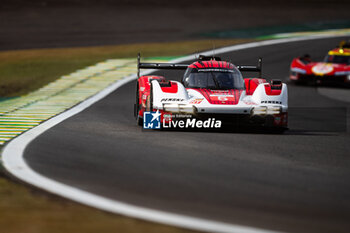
left=210, top=95, right=235, bottom=102
left=143, top=110, right=161, bottom=129
left=261, top=100, right=282, bottom=104
left=243, top=101, right=257, bottom=105
left=189, top=98, right=204, bottom=104
left=210, top=90, right=230, bottom=94
left=312, top=64, right=334, bottom=75
left=161, top=98, right=184, bottom=102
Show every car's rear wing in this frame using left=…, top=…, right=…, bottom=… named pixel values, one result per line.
left=137, top=53, right=262, bottom=77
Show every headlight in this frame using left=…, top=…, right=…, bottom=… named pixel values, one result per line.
left=266, top=106, right=282, bottom=115
left=163, top=103, right=195, bottom=114
left=347, top=74, right=350, bottom=81
left=252, top=106, right=267, bottom=115
left=291, top=68, right=306, bottom=74
left=252, top=106, right=281, bottom=115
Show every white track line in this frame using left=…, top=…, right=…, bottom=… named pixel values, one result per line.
left=1, top=34, right=348, bottom=233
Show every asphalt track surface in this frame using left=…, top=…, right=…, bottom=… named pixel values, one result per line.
left=24, top=37, right=350, bottom=233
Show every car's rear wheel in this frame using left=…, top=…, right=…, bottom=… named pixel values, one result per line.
left=135, top=81, right=142, bottom=126
left=146, top=82, right=154, bottom=112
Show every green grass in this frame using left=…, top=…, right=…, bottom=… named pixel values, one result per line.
left=0, top=39, right=252, bottom=97
left=0, top=174, right=198, bottom=233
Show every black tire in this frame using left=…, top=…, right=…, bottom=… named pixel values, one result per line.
left=136, top=114, right=143, bottom=126
left=150, top=82, right=153, bottom=111
left=135, top=81, right=143, bottom=126
left=146, top=81, right=154, bottom=112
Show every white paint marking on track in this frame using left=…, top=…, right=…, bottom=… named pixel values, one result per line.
left=1, top=34, right=348, bottom=233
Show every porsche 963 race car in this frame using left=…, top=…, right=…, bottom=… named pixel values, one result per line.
left=134, top=54, right=288, bottom=130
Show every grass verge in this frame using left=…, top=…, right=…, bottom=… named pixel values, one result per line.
left=0, top=39, right=252, bottom=97
left=0, top=173, right=198, bottom=233
left=0, top=39, right=252, bottom=233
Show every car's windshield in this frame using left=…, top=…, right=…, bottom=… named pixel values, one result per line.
left=183, top=68, right=244, bottom=90
left=324, top=55, right=350, bottom=65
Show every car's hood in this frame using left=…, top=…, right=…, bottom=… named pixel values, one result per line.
left=308, top=62, right=350, bottom=75
left=292, top=59, right=350, bottom=76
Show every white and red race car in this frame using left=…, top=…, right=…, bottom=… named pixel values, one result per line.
left=134, top=54, right=288, bottom=130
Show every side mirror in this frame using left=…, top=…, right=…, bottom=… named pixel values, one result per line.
left=271, top=79, right=282, bottom=90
